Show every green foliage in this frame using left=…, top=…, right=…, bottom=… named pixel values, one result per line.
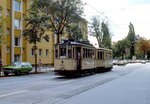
left=34, top=0, right=85, bottom=43
left=89, top=16, right=103, bottom=47
left=89, top=16, right=112, bottom=48
left=101, top=21, right=112, bottom=49
left=127, top=22, right=135, bottom=42
left=66, top=23, right=83, bottom=41
left=126, top=22, right=136, bottom=58
left=113, top=39, right=130, bottom=59
left=23, top=0, right=49, bottom=45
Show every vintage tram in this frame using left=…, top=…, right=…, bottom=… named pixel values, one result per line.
left=54, top=40, right=113, bottom=76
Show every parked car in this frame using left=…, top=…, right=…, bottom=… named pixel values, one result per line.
left=117, top=60, right=126, bottom=66
left=141, top=60, right=146, bottom=64
left=3, top=62, right=33, bottom=76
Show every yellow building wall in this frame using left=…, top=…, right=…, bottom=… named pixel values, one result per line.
left=6, top=17, right=11, bottom=28
left=0, top=0, right=7, bottom=65
left=15, top=12, right=21, bottom=19
left=26, top=31, right=54, bottom=65
left=14, top=30, right=21, bottom=37
left=22, top=0, right=27, bottom=62
left=7, top=0, right=11, bottom=9
left=14, top=47, right=21, bottom=54
left=1, top=0, right=87, bottom=66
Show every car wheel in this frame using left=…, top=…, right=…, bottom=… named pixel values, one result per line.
left=15, top=71, right=21, bottom=76
left=26, top=71, right=30, bottom=75
left=4, top=72, right=9, bottom=76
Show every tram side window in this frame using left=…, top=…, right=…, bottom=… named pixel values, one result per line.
left=68, top=46, right=72, bottom=58
left=105, top=52, right=108, bottom=60
left=97, top=52, right=99, bottom=59
left=60, top=46, right=66, bottom=58
left=83, top=49, right=94, bottom=58
left=73, top=47, right=75, bottom=58
left=55, top=46, right=58, bottom=58
left=90, top=50, right=94, bottom=58
left=83, top=48, right=86, bottom=58
left=97, top=51, right=103, bottom=60
left=110, top=53, right=113, bottom=59
left=100, top=52, right=103, bottom=59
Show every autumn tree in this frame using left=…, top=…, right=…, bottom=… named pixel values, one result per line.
left=136, top=39, right=150, bottom=59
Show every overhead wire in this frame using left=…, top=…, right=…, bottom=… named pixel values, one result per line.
left=82, top=0, right=128, bottom=34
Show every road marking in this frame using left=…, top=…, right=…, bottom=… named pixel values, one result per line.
left=0, top=90, right=28, bottom=98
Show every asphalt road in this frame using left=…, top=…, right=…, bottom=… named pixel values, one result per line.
left=0, top=63, right=148, bottom=104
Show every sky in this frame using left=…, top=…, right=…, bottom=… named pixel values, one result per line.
left=82, top=0, right=150, bottom=44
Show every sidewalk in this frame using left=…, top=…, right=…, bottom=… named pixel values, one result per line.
left=0, top=66, right=55, bottom=77
left=31, top=66, right=55, bottom=73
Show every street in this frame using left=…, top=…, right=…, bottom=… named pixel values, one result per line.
left=0, top=63, right=149, bottom=104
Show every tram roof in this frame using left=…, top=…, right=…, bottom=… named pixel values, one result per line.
left=56, top=41, right=95, bottom=48
left=96, top=47, right=112, bottom=52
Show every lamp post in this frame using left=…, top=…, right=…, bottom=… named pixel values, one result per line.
left=32, top=45, right=38, bottom=73
left=131, top=41, right=135, bottom=60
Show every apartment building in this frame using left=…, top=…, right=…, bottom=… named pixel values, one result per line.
left=0, top=0, right=88, bottom=66
left=0, top=0, right=27, bottom=66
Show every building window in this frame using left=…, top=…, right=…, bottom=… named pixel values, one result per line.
left=6, top=9, right=10, bottom=16
left=31, top=48, right=35, bottom=56
left=39, top=49, right=42, bottom=56
left=14, top=0, right=21, bottom=12
left=22, top=48, right=25, bottom=54
left=14, top=55, right=20, bottom=62
left=6, top=28, right=10, bottom=34
left=14, top=19, right=21, bottom=29
left=6, top=47, right=10, bottom=53
left=46, top=49, right=49, bottom=56
left=15, top=37, right=21, bottom=46
left=0, top=6, right=2, bottom=17
left=68, top=46, right=72, bottom=58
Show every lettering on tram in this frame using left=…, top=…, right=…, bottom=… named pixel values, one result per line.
left=54, top=40, right=113, bottom=77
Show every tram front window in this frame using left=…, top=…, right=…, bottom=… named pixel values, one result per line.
left=68, top=46, right=72, bottom=58
left=60, top=45, right=66, bottom=58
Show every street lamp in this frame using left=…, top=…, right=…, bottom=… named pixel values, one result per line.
left=131, top=41, right=135, bottom=60
left=32, top=45, right=38, bottom=73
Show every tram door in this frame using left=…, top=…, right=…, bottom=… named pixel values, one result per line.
left=76, top=47, right=82, bottom=71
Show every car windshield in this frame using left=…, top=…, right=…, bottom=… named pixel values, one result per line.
left=12, top=62, right=22, bottom=66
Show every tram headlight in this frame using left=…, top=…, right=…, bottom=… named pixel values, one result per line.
left=60, top=64, right=65, bottom=70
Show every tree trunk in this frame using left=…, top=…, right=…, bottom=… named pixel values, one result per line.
left=57, top=34, right=60, bottom=43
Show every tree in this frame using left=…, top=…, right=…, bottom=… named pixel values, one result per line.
left=89, top=16, right=103, bottom=47
left=66, top=23, right=83, bottom=41
left=127, top=22, right=136, bottom=58
left=101, top=21, right=112, bottom=49
left=23, top=0, right=49, bottom=73
left=113, top=39, right=130, bottom=59
left=89, top=16, right=112, bottom=48
left=136, top=39, right=150, bottom=59
left=35, top=0, right=85, bottom=43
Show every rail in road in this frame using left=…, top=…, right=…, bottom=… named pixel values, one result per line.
left=0, top=63, right=148, bottom=104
